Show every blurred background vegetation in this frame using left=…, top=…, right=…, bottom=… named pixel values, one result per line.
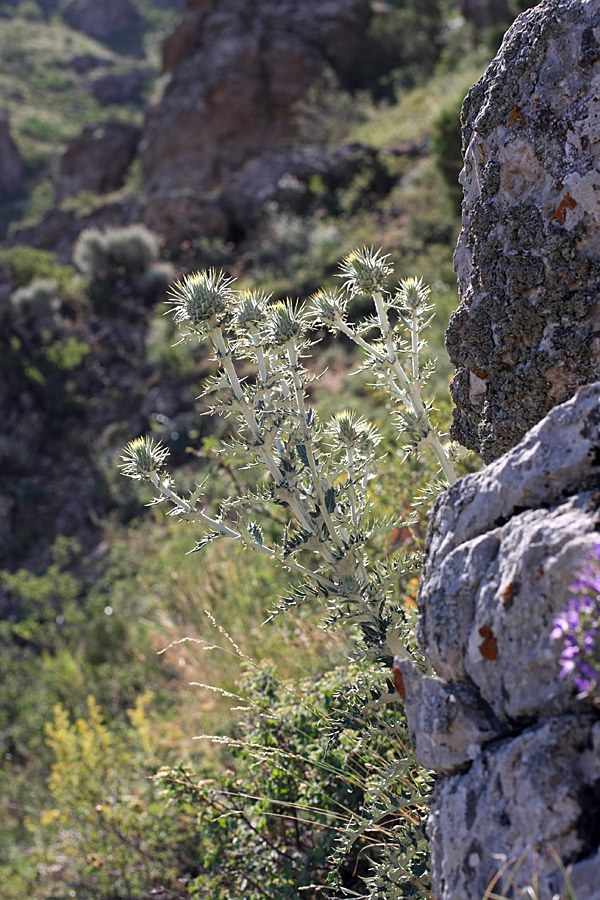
left=0, top=1, right=534, bottom=896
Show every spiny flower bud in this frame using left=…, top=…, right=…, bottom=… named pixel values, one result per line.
left=234, top=289, right=269, bottom=331
left=394, top=277, right=431, bottom=314
left=328, top=411, right=381, bottom=454
left=337, top=247, right=393, bottom=297
left=167, top=269, right=235, bottom=330
left=307, top=287, right=347, bottom=329
left=265, top=299, right=306, bottom=347
left=120, top=436, right=169, bottom=480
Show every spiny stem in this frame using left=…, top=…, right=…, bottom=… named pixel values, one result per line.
left=286, top=340, right=343, bottom=550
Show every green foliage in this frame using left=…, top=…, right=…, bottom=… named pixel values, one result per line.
left=353, top=0, right=446, bottom=94
left=159, top=663, right=431, bottom=900
left=0, top=245, right=77, bottom=293
left=9, top=277, right=60, bottom=324
left=74, top=224, right=160, bottom=282
left=431, top=92, right=465, bottom=212
left=72, top=224, right=173, bottom=310
left=26, top=695, right=200, bottom=899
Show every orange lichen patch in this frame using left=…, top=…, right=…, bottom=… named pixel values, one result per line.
left=478, top=625, right=498, bottom=661
left=392, top=662, right=405, bottom=699
left=550, top=192, right=576, bottom=225
left=508, top=106, right=526, bottom=128
left=501, top=582, right=514, bottom=606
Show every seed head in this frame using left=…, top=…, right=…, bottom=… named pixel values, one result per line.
left=337, top=247, right=393, bottom=297
left=120, top=436, right=169, bottom=480
left=167, top=269, right=235, bottom=331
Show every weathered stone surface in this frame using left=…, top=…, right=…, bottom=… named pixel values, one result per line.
left=140, top=0, right=371, bottom=244
left=91, top=68, right=152, bottom=105
left=447, top=0, right=600, bottom=462
left=405, top=382, right=600, bottom=896
left=56, top=121, right=140, bottom=199
left=59, top=0, right=141, bottom=40
left=429, top=715, right=600, bottom=900
left=396, top=660, right=505, bottom=775
left=417, top=382, right=600, bottom=723
left=0, top=111, right=24, bottom=198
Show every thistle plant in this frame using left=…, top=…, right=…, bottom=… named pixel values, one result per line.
left=121, top=248, right=456, bottom=664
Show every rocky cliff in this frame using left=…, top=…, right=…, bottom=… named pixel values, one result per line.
left=401, top=1, right=600, bottom=896
left=138, top=0, right=372, bottom=244
left=447, top=0, right=600, bottom=462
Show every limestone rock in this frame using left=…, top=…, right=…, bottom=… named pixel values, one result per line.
left=0, top=111, right=24, bottom=198
left=396, top=660, right=505, bottom=775
left=447, top=0, right=600, bottom=461
left=417, top=382, right=600, bottom=723
left=59, top=0, right=141, bottom=40
left=140, top=0, right=371, bottom=244
left=56, top=121, right=140, bottom=200
left=429, top=715, right=600, bottom=900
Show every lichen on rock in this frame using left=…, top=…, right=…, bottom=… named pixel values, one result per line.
left=447, top=0, right=600, bottom=462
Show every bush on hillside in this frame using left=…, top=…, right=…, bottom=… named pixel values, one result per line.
left=73, top=224, right=160, bottom=283
left=73, top=224, right=174, bottom=311
left=431, top=93, right=465, bottom=213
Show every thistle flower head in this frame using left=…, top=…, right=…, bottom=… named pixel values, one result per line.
left=120, top=436, right=169, bottom=480
left=307, top=287, right=347, bottom=329
left=167, top=269, right=235, bottom=331
left=337, top=247, right=393, bottom=297
left=328, top=411, right=381, bottom=455
left=394, top=277, right=432, bottom=314
left=265, top=299, right=306, bottom=347
left=234, top=289, right=269, bottom=332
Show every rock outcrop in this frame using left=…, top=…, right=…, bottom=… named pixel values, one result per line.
left=400, top=382, right=600, bottom=898
left=401, top=2, right=600, bottom=896
left=139, top=0, right=372, bottom=244
left=0, top=111, right=24, bottom=199
left=59, top=0, right=142, bottom=40
left=446, top=0, right=600, bottom=462
left=56, top=121, right=140, bottom=200
left=91, top=68, right=153, bottom=105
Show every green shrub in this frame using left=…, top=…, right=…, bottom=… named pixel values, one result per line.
left=73, top=224, right=160, bottom=283
left=160, top=663, right=431, bottom=900
left=431, top=93, right=465, bottom=212
left=0, top=245, right=76, bottom=292
left=9, top=277, right=60, bottom=324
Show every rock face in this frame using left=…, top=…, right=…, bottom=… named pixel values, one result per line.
left=0, top=111, right=24, bottom=199
left=447, top=0, right=600, bottom=462
left=400, top=382, right=600, bottom=898
left=59, top=0, right=141, bottom=40
left=140, top=0, right=371, bottom=244
left=56, top=121, right=140, bottom=200
left=91, top=69, right=153, bottom=105
left=402, top=3, right=600, bottom=894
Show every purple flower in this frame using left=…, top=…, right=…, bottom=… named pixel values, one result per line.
left=552, top=540, right=600, bottom=701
